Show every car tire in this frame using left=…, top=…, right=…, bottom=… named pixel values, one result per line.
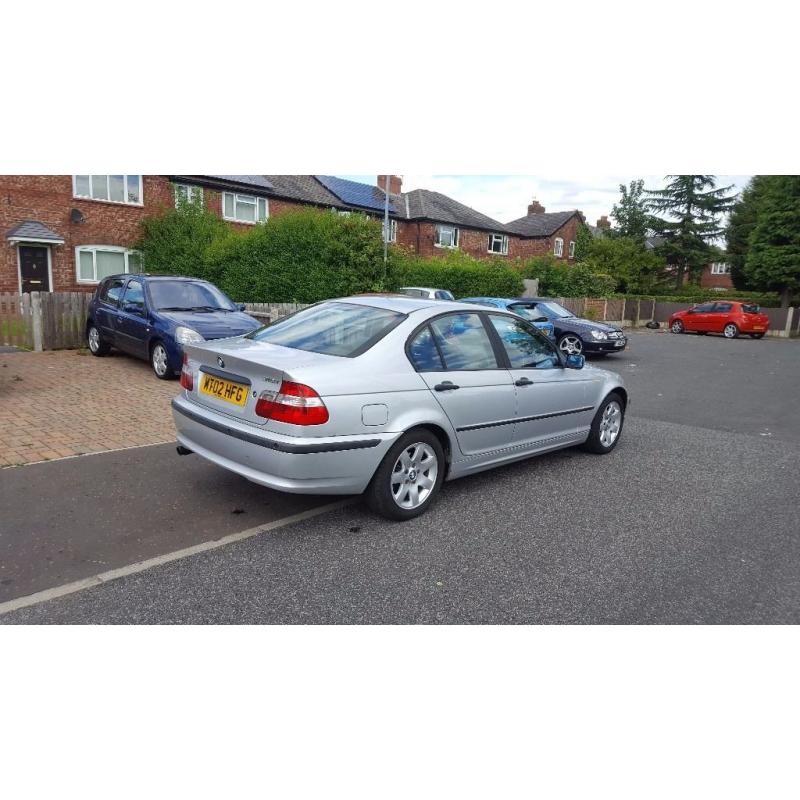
left=558, top=334, right=583, bottom=356
left=150, top=341, right=175, bottom=379
left=750, top=333, right=765, bottom=339
left=365, top=428, right=445, bottom=521
left=581, top=393, right=625, bottom=455
left=670, top=320, right=684, bottom=334
left=723, top=323, right=739, bottom=339
left=87, top=324, right=110, bottom=356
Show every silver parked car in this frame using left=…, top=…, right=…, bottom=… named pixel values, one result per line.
left=399, top=286, right=455, bottom=301
left=172, top=296, right=628, bottom=520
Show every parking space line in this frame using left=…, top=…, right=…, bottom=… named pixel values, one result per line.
left=0, top=499, right=352, bottom=617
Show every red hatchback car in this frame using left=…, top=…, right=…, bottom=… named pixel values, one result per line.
left=669, top=301, right=770, bottom=339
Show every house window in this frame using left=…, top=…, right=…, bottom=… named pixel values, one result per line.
left=487, top=233, right=509, bottom=255
left=76, top=246, right=142, bottom=283
left=568, top=241, right=576, bottom=258
left=174, top=183, right=203, bottom=207
left=383, top=219, right=397, bottom=243
left=73, top=175, right=142, bottom=205
left=711, top=263, right=731, bottom=275
left=223, top=192, right=268, bottom=224
left=434, top=224, right=459, bottom=249
left=554, top=237, right=564, bottom=257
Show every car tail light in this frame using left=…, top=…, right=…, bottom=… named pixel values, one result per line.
left=180, top=353, right=193, bottom=391
left=255, top=381, right=329, bottom=425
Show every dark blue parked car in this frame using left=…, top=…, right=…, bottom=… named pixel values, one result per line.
left=86, top=274, right=262, bottom=378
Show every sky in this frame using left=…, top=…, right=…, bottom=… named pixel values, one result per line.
left=339, top=175, right=751, bottom=228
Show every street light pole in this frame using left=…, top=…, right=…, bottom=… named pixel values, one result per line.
left=383, top=174, right=390, bottom=270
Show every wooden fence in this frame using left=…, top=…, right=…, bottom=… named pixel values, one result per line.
left=0, top=292, right=93, bottom=351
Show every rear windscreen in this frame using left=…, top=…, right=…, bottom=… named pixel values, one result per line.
left=248, top=302, right=405, bottom=357
left=741, top=304, right=761, bottom=314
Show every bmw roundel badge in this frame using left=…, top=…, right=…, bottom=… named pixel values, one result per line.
left=217, top=356, right=225, bottom=368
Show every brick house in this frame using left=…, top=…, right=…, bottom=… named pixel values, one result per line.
left=505, top=200, right=585, bottom=262
left=1, top=174, right=585, bottom=294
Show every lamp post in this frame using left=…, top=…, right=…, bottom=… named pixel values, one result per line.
left=383, top=174, right=390, bottom=270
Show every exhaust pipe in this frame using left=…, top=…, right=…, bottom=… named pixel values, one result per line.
left=176, top=445, right=193, bottom=456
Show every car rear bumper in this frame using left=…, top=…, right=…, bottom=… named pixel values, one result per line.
left=172, top=395, right=398, bottom=495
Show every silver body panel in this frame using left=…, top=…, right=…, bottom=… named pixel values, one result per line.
left=172, top=296, right=626, bottom=495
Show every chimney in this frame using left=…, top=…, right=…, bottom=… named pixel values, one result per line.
left=377, top=175, right=402, bottom=195
left=596, top=215, right=611, bottom=229
left=527, top=199, right=546, bottom=215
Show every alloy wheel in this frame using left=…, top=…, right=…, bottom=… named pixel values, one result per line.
left=599, top=401, right=622, bottom=448
left=558, top=335, right=583, bottom=356
left=152, top=344, right=169, bottom=376
left=723, top=324, right=738, bottom=339
left=88, top=327, right=100, bottom=353
left=671, top=321, right=684, bottom=334
left=390, top=442, right=438, bottom=510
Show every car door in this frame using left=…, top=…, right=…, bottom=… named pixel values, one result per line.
left=409, top=312, right=516, bottom=456
left=94, top=277, right=126, bottom=345
left=486, top=314, right=594, bottom=447
left=687, top=302, right=715, bottom=331
left=709, top=302, right=733, bottom=333
left=114, top=278, right=150, bottom=358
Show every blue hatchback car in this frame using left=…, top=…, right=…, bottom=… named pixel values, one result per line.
left=459, top=297, right=556, bottom=338
left=86, top=274, right=262, bottom=379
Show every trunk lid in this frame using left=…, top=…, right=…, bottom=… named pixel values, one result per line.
left=183, top=337, right=340, bottom=427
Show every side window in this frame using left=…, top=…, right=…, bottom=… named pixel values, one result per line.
left=712, top=302, right=733, bottom=313
left=489, top=315, right=559, bottom=370
left=100, top=278, right=125, bottom=307
left=429, top=313, right=498, bottom=370
left=407, top=326, right=444, bottom=371
left=122, top=279, right=145, bottom=312
left=694, top=303, right=715, bottom=313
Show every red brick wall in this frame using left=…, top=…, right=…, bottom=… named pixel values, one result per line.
left=0, top=177, right=316, bottom=293
left=699, top=265, right=734, bottom=289
left=512, top=215, right=582, bottom=263
left=395, top=220, right=518, bottom=261
left=0, top=175, right=173, bottom=293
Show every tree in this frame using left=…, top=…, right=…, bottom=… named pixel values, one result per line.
left=578, top=236, right=668, bottom=293
left=725, top=177, right=768, bottom=290
left=610, top=179, right=649, bottom=241
left=743, top=175, right=800, bottom=308
left=573, top=222, right=596, bottom=261
left=136, top=190, right=234, bottom=282
left=645, top=176, right=736, bottom=289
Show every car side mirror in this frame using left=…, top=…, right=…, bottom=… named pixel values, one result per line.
left=564, top=354, right=585, bottom=370
left=533, top=316, right=548, bottom=323
left=238, top=303, right=246, bottom=312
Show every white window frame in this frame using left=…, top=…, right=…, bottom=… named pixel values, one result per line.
left=710, top=263, right=731, bottom=275
left=75, top=245, right=142, bottom=284
left=73, top=175, right=143, bottom=206
left=554, top=237, right=564, bottom=257
left=174, top=183, right=203, bottom=208
left=568, top=240, right=576, bottom=258
left=434, top=224, right=459, bottom=249
left=383, top=218, right=397, bottom=243
left=487, top=233, right=509, bottom=255
left=222, top=192, right=268, bottom=224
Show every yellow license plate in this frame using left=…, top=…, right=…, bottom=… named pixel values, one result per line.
left=200, top=373, right=248, bottom=406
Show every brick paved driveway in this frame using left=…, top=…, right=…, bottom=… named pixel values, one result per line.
left=0, top=350, right=177, bottom=467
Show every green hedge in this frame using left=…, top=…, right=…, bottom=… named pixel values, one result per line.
left=390, top=250, right=524, bottom=298
left=211, top=210, right=389, bottom=303
left=515, top=254, right=617, bottom=297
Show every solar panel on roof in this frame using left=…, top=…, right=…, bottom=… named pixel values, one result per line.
left=316, top=176, right=396, bottom=213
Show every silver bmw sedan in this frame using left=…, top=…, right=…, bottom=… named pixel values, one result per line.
left=172, top=296, right=628, bottom=520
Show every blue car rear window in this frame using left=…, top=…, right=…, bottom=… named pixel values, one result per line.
left=248, top=302, right=405, bottom=357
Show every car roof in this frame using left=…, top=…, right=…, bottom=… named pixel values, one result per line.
left=400, top=286, right=444, bottom=292
left=98, top=273, right=213, bottom=283
left=331, top=295, right=495, bottom=314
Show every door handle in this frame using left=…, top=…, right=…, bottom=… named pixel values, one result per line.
left=434, top=381, right=460, bottom=391
left=515, top=377, right=533, bottom=386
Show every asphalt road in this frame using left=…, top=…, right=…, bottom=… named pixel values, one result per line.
left=2, top=330, right=799, bottom=623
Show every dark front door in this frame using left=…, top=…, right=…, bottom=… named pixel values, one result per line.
left=19, top=246, right=50, bottom=293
